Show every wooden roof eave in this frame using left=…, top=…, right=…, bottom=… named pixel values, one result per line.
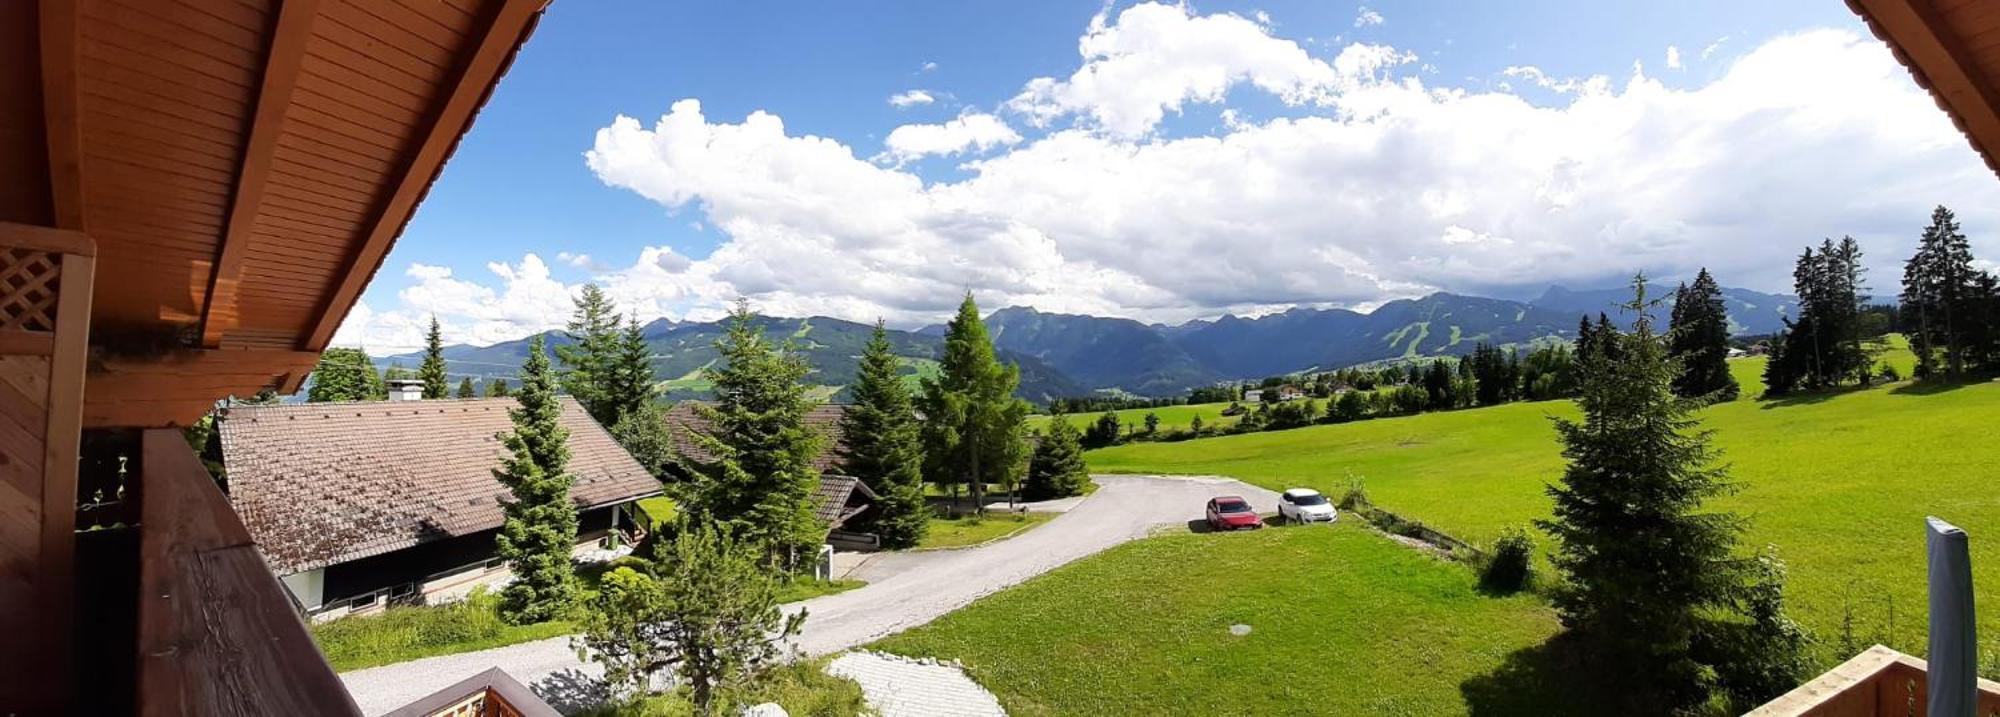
left=1848, top=0, right=2000, bottom=181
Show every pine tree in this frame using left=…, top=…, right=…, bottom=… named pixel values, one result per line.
left=1023, top=415, right=1089, bottom=500
left=835, top=321, right=929, bottom=549
left=558, top=284, right=624, bottom=424
left=420, top=315, right=449, bottom=399
left=1538, top=276, right=1778, bottom=711
left=1668, top=269, right=1739, bottom=401
left=486, top=378, right=511, bottom=397
left=1422, top=360, right=1455, bottom=410
left=456, top=377, right=476, bottom=398
left=602, top=314, right=671, bottom=471
left=919, top=294, right=1030, bottom=516
left=605, top=315, right=657, bottom=425
left=1903, top=206, right=1979, bottom=378
left=675, top=302, right=824, bottom=569
left=494, top=334, right=579, bottom=624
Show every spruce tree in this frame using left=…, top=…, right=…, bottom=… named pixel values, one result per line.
left=918, top=294, right=1030, bottom=516
left=420, top=315, right=449, bottom=399
left=494, top=334, right=580, bottom=624
left=1023, top=415, right=1089, bottom=500
left=835, top=321, right=929, bottom=549
left=1539, top=276, right=1787, bottom=710
left=486, top=378, right=511, bottom=397
left=1903, top=206, right=1978, bottom=378
left=602, top=314, right=671, bottom=469
left=1668, top=269, right=1739, bottom=401
left=675, top=302, right=824, bottom=568
left=605, top=315, right=657, bottom=425
left=456, top=377, right=476, bottom=398
left=558, top=284, right=624, bottom=424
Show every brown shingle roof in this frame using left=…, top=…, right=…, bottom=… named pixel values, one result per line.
left=815, top=474, right=879, bottom=529
left=662, top=402, right=850, bottom=473
left=219, top=397, right=660, bottom=575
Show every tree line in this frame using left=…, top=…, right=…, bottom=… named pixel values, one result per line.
left=479, top=289, right=1076, bottom=711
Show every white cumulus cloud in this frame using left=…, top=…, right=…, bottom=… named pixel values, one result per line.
left=1666, top=45, right=1683, bottom=70
left=888, top=90, right=934, bottom=108
left=1355, top=6, right=1384, bottom=27
left=1006, top=3, right=1368, bottom=137
left=880, top=112, right=1023, bottom=163
left=338, top=3, right=2000, bottom=351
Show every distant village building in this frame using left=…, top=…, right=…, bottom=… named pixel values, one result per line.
left=1243, top=389, right=1264, bottom=403
left=218, top=396, right=661, bottom=619
left=1275, top=384, right=1307, bottom=401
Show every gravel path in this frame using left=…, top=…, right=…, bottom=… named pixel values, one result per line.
left=340, top=475, right=1279, bottom=715
left=825, top=652, right=1005, bottom=716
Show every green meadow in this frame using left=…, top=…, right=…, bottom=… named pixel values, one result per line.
left=1026, top=400, right=1243, bottom=434
left=1087, top=336, right=1995, bottom=660
left=875, top=524, right=1562, bottom=716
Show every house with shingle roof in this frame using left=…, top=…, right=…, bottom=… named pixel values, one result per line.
left=661, top=401, right=878, bottom=537
left=218, top=396, right=661, bottom=619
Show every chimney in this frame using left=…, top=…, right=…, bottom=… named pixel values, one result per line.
left=386, top=379, right=425, bottom=402
left=1927, top=516, right=1975, bottom=717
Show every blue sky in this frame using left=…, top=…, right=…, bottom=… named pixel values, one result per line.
left=338, top=0, right=1998, bottom=351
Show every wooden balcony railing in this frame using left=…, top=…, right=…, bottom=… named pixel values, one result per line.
left=1748, top=644, right=2000, bottom=716
left=135, top=428, right=359, bottom=716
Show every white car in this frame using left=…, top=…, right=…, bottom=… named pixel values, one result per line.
left=1277, top=488, right=1338, bottom=524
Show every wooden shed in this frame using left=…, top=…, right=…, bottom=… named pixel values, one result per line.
left=0, top=0, right=546, bottom=713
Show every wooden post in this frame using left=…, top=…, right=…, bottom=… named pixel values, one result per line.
left=0, top=222, right=93, bottom=713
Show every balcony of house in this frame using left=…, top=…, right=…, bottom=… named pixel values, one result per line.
left=1750, top=646, right=2000, bottom=717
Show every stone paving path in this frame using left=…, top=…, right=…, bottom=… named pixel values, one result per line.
left=825, top=652, right=1006, bottom=717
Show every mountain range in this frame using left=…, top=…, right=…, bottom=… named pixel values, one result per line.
left=377, top=283, right=1798, bottom=402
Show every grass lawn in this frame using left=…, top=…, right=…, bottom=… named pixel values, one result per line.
left=775, top=578, right=866, bottom=603
left=580, top=659, right=867, bottom=716
left=1028, top=401, right=1243, bottom=434
left=874, top=523, right=1560, bottom=716
left=636, top=495, right=678, bottom=530
left=918, top=511, right=1058, bottom=549
left=311, top=590, right=573, bottom=672
left=1086, top=336, right=1999, bottom=664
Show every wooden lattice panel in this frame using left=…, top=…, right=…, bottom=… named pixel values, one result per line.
left=0, top=248, right=59, bottom=333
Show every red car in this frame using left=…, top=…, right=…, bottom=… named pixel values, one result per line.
left=1205, top=496, right=1263, bottom=531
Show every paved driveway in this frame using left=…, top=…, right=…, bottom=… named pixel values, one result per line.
left=340, top=475, right=1279, bottom=715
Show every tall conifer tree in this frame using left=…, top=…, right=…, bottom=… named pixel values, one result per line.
left=675, top=303, right=824, bottom=568
left=919, top=294, right=1029, bottom=515
left=836, top=321, right=928, bottom=548
left=1540, top=276, right=1800, bottom=710
left=420, top=315, right=449, bottom=399
left=558, top=284, right=623, bottom=424
left=1668, top=269, right=1738, bottom=401
left=494, top=334, right=579, bottom=623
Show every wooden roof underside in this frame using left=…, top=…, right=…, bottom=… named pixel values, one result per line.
left=1, top=0, right=545, bottom=427
left=1850, top=0, right=2000, bottom=180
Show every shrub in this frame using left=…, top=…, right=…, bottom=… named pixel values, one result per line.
left=1878, top=362, right=1901, bottom=382
left=1337, top=478, right=1370, bottom=510
left=1480, top=527, right=1534, bottom=593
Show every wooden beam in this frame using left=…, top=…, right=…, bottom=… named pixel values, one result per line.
left=1851, top=0, right=2000, bottom=179
left=84, top=348, right=318, bottom=427
left=0, top=221, right=94, bottom=257
left=30, top=1, right=84, bottom=710
left=39, top=0, right=83, bottom=231
left=200, top=0, right=320, bottom=348
left=37, top=251, right=90, bottom=704
left=303, top=0, right=547, bottom=350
